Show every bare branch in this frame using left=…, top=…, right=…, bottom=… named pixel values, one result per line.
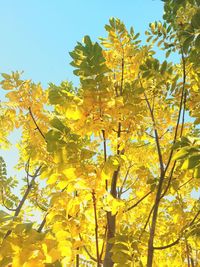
left=28, top=107, right=46, bottom=141
left=143, top=91, right=164, bottom=173
left=35, top=194, right=48, bottom=212
left=154, top=209, right=200, bottom=250
left=79, top=234, right=98, bottom=263
left=139, top=204, right=155, bottom=240
left=100, top=225, right=107, bottom=261
left=180, top=51, right=187, bottom=137
left=4, top=165, right=42, bottom=239
left=165, top=50, right=187, bottom=173
left=125, top=191, right=152, bottom=212
left=118, top=167, right=131, bottom=197
left=91, top=190, right=101, bottom=267
left=178, top=177, right=193, bottom=190
left=102, top=129, right=108, bottom=191
left=37, top=212, right=48, bottom=233
left=25, top=158, right=30, bottom=186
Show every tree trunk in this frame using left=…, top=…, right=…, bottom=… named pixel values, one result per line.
left=147, top=171, right=165, bottom=267
left=103, top=168, right=119, bottom=267
left=103, top=212, right=116, bottom=267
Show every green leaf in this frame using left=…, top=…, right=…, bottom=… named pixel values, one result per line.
left=83, top=35, right=92, bottom=46
left=181, top=155, right=200, bottom=170
left=134, top=87, right=145, bottom=95
left=173, top=136, right=191, bottom=149
left=80, top=148, right=96, bottom=159
left=165, top=50, right=171, bottom=58
left=183, top=36, right=194, bottom=54
left=160, top=60, right=167, bottom=74
left=194, top=166, right=200, bottom=178
left=51, top=117, right=66, bottom=132
left=111, top=243, right=129, bottom=253
left=130, top=26, right=134, bottom=36
left=1, top=73, right=11, bottom=79
left=172, top=148, right=190, bottom=161
left=111, top=251, right=131, bottom=264
left=0, top=210, right=13, bottom=223
left=46, top=129, right=62, bottom=142
left=191, top=11, right=200, bottom=29
left=195, top=34, right=200, bottom=50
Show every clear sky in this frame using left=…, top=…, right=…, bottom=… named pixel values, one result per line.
left=0, top=0, right=164, bottom=87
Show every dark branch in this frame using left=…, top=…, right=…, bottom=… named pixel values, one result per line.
left=4, top=165, right=42, bottom=239
left=164, top=49, right=187, bottom=173
left=79, top=234, right=98, bottom=263
left=154, top=209, right=200, bottom=250
left=92, top=190, right=101, bottom=267
left=28, top=107, right=46, bottom=141
left=125, top=190, right=152, bottom=212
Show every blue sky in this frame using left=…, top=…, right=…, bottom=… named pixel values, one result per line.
left=0, top=0, right=164, bottom=87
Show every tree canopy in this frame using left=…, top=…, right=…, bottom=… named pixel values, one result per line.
left=0, top=1, right=200, bottom=266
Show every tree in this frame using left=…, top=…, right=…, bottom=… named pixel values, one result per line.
left=0, top=1, right=200, bottom=266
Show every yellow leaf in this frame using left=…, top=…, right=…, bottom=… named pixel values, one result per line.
left=62, top=167, right=76, bottom=180
left=47, top=173, right=61, bottom=185
left=56, top=230, right=69, bottom=241
left=65, top=105, right=81, bottom=120
left=101, top=170, right=110, bottom=181
left=47, top=248, right=61, bottom=263
left=57, top=180, right=68, bottom=189
left=58, top=240, right=72, bottom=258
left=23, top=260, right=44, bottom=267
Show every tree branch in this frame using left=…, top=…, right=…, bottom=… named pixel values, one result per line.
left=102, top=129, right=108, bottom=191
left=180, top=51, right=187, bottom=137
left=100, top=225, right=107, bottom=261
left=118, top=167, right=131, bottom=198
left=125, top=190, right=152, bottom=212
left=92, top=190, right=101, bottom=267
left=143, top=92, right=164, bottom=173
left=37, top=212, right=48, bottom=233
left=139, top=204, right=155, bottom=240
left=4, top=165, right=42, bottom=239
left=164, top=49, right=187, bottom=173
left=79, top=234, right=98, bottom=263
left=28, top=107, right=46, bottom=141
left=154, top=209, right=200, bottom=250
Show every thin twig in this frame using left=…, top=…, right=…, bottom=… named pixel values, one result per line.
left=3, top=165, right=42, bottom=239
left=35, top=194, right=48, bottom=212
left=125, top=190, right=153, bottom=212
left=180, top=51, right=187, bottom=137
left=118, top=167, right=131, bottom=197
left=178, top=177, right=193, bottom=190
left=79, top=234, right=98, bottom=263
left=139, top=204, right=155, bottom=240
left=25, top=158, right=31, bottom=186
left=154, top=209, right=200, bottom=250
left=102, top=129, right=108, bottom=191
left=28, top=107, right=46, bottom=141
left=164, top=50, right=187, bottom=173
left=121, top=178, right=139, bottom=195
